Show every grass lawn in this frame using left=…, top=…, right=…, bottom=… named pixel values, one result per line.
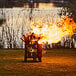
left=0, top=49, right=76, bottom=76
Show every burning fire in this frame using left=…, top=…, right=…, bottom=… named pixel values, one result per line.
left=30, top=16, right=76, bottom=44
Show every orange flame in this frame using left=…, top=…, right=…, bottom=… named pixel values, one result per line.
left=30, top=16, right=76, bottom=44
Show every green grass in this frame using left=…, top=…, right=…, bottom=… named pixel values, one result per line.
left=0, top=49, right=76, bottom=76
left=44, top=49, right=76, bottom=57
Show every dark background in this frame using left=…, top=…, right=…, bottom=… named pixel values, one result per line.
left=0, top=0, right=69, bottom=8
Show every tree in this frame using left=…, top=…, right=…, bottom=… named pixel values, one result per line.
left=61, top=0, right=76, bottom=22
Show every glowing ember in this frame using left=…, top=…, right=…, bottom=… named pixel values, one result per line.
left=30, top=16, right=76, bottom=44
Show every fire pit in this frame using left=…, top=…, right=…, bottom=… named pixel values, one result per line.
left=21, top=33, right=42, bottom=62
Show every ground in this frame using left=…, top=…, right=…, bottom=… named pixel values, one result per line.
left=0, top=49, right=76, bottom=76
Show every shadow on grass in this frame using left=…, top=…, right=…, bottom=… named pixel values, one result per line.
left=0, top=59, right=40, bottom=65
left=22, top=60, right=40, bottom=63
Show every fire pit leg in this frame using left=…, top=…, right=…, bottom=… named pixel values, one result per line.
left=37, top=44, right=42, bottom=62
left=38, top=57, right=41, bottom=62
left=24, top=44, right=27, bottom=62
